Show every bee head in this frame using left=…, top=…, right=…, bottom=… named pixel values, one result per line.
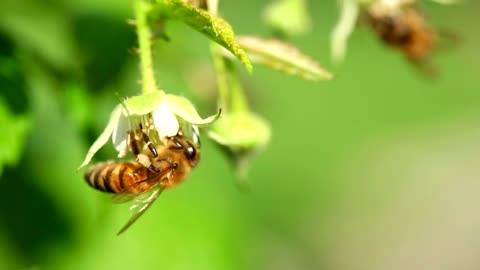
left=169, top=136, right=200, bottom=168
left=184, top=141, right=200, bottom=167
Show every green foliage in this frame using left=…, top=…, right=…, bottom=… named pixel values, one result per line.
left=0, top=99, right=31, bottom=177
left=128, top=0, right=330, bottom=181
left=1, top=1, right=477, bottom=270
left=150, top=0, right=253, bottom=72
left=0, top=0, right=78, bottom=71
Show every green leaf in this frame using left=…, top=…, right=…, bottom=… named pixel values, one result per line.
left=230, top=36, right=334, bottom=81
left=263, top=0, right=312, bottom=36
left=77, top=105, right=122, bottom=170
left=125, top=90, right=164, bottom=115
left=165, top=94, right=221, bottom=126
left=151, top=0, right=252, bottom=72
left=0, top=98, right=31, bottom=177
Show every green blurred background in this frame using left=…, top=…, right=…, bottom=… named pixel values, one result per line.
left=1, top=0, right=480, bottom=269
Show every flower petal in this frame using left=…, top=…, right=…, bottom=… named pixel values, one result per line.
left=165, top=94, right=221, bottom=126
left=112, top=110, right=130, bottom=157
left=78, top=105, right=122, bottom=170
left=125, top=90, right=164, bottom=115
left=153, top=102, right=180, bottom=138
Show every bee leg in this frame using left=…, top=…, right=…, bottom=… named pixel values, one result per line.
left=129, top=130, right=159, bottom=172
left=149, top=159, right=175, bottom=173
left=136, top=153, right=160, bottom=173
left=170, top=137, right=184, bottom=149
left=148, top=164, right=160, bottom=173
left=128, top=130, right=141, bottom=156
left=139, top=124, right=158, bottom=157
left=192, top=125, right=201, bottom=148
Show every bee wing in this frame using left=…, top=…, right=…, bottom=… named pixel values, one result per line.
left=111, top=166, right=174, bottom=204
left=110, top=178, right=158, bottom=204
left=116, top=184, right=165, bottom=235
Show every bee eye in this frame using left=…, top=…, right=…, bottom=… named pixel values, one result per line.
left=185, top=145, right=196, bottom=160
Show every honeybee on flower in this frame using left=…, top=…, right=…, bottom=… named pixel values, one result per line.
left=78, top=90, right=220, bottom=169
left=78, top=90, right=220, bottom=234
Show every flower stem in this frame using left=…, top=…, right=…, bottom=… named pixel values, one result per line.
left=134, top=0, right=158, bottom=94
left=225, top=60, right=249, bottom=112
left=208, top=0, right=232, bottom=112
left=210, top=43, right=230, bottom=112
left=208, top=0, right=248, bottom=113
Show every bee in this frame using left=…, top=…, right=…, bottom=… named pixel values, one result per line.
left=366, top=6, right=438, bottom=74
left=85, top=125, right=200, bottom=235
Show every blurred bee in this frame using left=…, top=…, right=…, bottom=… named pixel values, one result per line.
left=365, top=6, right=439, bottom=75
left=85, top=125, right=200, bottom=235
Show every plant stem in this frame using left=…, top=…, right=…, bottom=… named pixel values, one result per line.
left=225, top=60, right=249, bottom=112
left=208, top=0, right=248, bottom=113
left=210, top=43, right=230, bottom=112
left=134, top=0, right=158, bottom=94
left=208, top=0, right=232, bottom=111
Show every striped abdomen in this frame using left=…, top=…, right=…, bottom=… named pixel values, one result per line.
left=85, top=161, right=150, bottom=193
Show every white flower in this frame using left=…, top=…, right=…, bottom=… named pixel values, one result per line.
left=78, top=90, right=221, bottom=169
left=152, top=102, right=179, bottom=139
left=111, top=101, right=180, bottom=158
left=112, top=111, right=130, bottom=157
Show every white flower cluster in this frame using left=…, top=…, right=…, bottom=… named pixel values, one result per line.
left=112, top=101, right=181, bottom=158
left=79, top=90, right=220, bottom=169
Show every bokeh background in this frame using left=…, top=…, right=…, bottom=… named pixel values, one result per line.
left=1, top=0, right=480, bottom=269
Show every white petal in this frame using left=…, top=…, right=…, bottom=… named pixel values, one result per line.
left=112, top=110, right=130, bottom=157
left=152, top=102, right=179, bottom=139
left=164, top=94, right=221, bottom=126
left=78, top=105, right=123, bottom=169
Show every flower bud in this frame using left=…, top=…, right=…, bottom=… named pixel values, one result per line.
left=208, top=111, right=271, bottom=182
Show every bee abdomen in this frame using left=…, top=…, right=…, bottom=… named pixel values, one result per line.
left=84, top=162, right=142, bottom=193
